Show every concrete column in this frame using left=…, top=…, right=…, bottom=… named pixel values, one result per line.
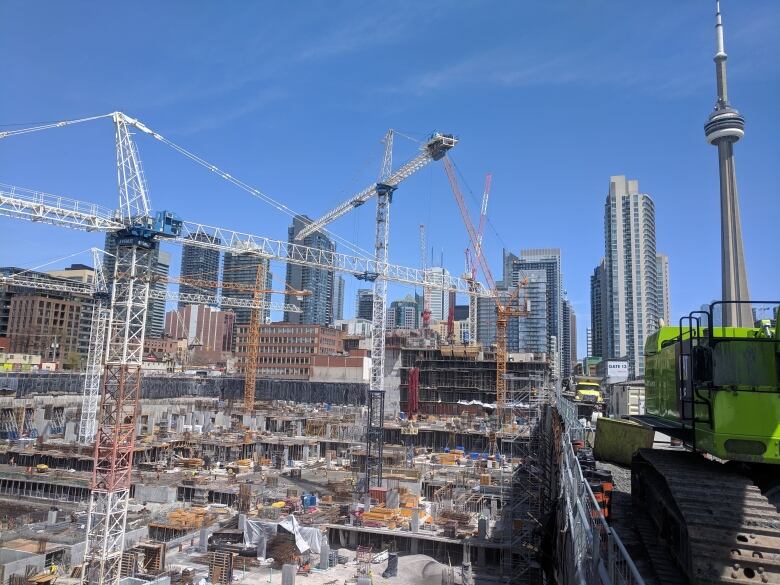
left=198, top=527, right=210, bottom=552
left=302, top=445, right=310, bottom=462
left=256, top=534, right=267, bottom=559
left=319, top=542, right=330, bottom=570
left=34, top=408, right=46, bottom=437
left=477, top=517, right=487, bottom=540
left=462, top=562, right=473, bottom=585
left=282, top=564, right=297, bottom=585
left=64, top=422, right=77, bottom=443
left=411, top=510, right=420, bottom=533
left=386, top=489, right=399, bottom=509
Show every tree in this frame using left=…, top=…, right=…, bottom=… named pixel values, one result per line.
left=63, top=352, right=83, bottom=371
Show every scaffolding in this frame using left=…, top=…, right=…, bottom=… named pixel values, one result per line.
left=500, top=371, right=551, bottom=585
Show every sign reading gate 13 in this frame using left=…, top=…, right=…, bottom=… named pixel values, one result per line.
left=606, top=361, right=629, bottom=384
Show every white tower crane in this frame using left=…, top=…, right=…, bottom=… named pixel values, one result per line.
left=294, top=131, right=457, bottom=491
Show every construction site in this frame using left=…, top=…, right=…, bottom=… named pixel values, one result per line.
left=3, top=9, right=779, bottom=579
left=0, top=354, right=609, bottom=585
left=0, top=110, right=640, bottom=585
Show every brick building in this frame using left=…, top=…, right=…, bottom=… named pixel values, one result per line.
left=164, top=304, right=236, bottom=354
left=234, top=323, right=344, bottom=379
left=6, top=295, right=84, bottom=368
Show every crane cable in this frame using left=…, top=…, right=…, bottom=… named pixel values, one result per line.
left=136, top=123, right=375, bottom=259
left=0, top=112, right=374, bottom=259
left=3, top=247, right=98, bottom=279
left=0, top=114, right=113, bottom=139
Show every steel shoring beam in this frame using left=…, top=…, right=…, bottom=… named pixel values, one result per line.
left=0, top=188, right=490, bottom=297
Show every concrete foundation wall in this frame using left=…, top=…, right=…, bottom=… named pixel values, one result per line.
left=0, top=548, right=46, bottom=583
left=134, top=484, right=178, bottom=504
left=0, top=373, right=367, bottom=405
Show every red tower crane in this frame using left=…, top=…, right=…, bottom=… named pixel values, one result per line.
left=443, top=159, right=527, bottom=421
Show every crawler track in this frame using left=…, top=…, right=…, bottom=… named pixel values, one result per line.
left=632, top=449, right=780, bottom=585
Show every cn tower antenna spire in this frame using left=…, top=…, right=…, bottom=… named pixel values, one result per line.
left=714, top=0, right=729, bottom=106
left=704, top=0, right=752, bottom=327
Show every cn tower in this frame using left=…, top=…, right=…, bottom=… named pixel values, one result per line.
left=703, top=0, right=753, bottom=327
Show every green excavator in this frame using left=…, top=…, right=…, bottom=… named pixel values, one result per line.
left=631, top=301, right=780, bottom=585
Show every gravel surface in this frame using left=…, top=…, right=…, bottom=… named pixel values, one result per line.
left=596, top=460, right=659, bottom=585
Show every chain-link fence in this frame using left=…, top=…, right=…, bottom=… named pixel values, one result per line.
left=554, top=394, right=644, bottom=585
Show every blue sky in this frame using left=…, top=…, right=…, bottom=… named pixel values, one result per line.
left=1, top=1, right=778, bottom=355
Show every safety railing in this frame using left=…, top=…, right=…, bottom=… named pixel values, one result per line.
left=555, top=394, right=644, bottom=585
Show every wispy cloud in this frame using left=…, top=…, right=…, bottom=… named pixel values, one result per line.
left=296, top=12, right=406, bottom=62
left=376, top=2, right=779, bottom=102
left=173, top=87, right=287, bottom=136
left=380, top=48, right=604, bottom=97
left=127, top=8, right=412, bottom=126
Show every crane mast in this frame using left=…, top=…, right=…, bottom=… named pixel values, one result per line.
left=82, top=114, right=169, bottom=585
left=466, top=249, right=479, bottom=344
left=273, top=128, right=456, bottom=492
left=244, top=262, right=267, bottom=413
left=365, top=131, right=394, bottom=492
left=77, top=248, right=110, bottom=445
left=419, top=224, right=431, bottom=330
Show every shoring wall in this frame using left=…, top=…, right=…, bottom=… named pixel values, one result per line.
left=0, top=372, right=367, bottom=405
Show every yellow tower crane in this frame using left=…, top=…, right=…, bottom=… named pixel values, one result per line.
left=163, top=273, right=310, bottom=412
